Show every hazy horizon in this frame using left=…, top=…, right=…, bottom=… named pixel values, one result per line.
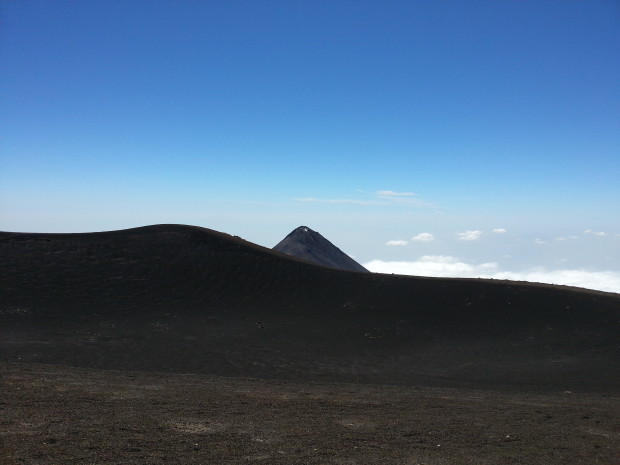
left=1, top=1, right=618, bottom=292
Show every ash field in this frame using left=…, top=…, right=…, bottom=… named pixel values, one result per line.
left=1, top=224, right=619, bottom=464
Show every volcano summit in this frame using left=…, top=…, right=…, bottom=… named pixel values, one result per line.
left=273, top=226, right=369, bottom=273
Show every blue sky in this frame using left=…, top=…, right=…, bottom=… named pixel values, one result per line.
left=1, top=1, right=619, bottom=291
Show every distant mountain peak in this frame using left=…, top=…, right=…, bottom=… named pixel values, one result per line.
left=288, top=226, right=311, bottom=235
left=273, top=226, right=369, bottom=273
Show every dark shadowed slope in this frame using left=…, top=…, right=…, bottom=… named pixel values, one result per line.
left=273, top=226, right=368, bottom=272
left=1, top=224, right=619, bottom=390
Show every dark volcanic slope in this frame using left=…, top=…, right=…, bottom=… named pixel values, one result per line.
left=1, top=224, right=619, bottom=390
left=273, top=226, right=368, bottom=272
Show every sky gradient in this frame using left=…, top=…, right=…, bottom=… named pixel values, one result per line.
left=1, top=1, right=619, bottom=292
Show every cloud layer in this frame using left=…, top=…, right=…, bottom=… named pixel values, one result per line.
left=364, top=256, right=620, bottom=293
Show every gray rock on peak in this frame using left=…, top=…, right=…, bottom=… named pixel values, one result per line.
left=273, top=226, right=369, bottom=273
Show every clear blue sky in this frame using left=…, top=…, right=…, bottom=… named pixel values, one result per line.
left=1, top=1, right=619, bottom=290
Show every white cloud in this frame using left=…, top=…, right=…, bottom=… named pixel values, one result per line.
left=411, top=232, right=434, bottom=242
left=297, top=190, right=433, bottom=207
left=534, top=238, right=546, bottom=244
left=365, top=256, right=497, bottom=277
left=363, top=257, right=620, bottom=293
left=376, top=190, right=432, bottom=207
left=584, top=229, right=608, bottom=237
left=492, top=228, right=507, bottom=234
left=488, top=269, right=620, bottom=294
left=555, top=236, right=579, bottom=241
left=295, top=197, right=384, bottom=206
left=457, top=230, right=482, bottom=241
left=376, top=190, right=416, bottom=197
left=386, top=240, right=408, bottom=246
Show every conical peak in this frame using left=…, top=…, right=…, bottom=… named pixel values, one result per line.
left=291, top=226, right=313, bottom=234
left=274, top=226, right=369, bottom=273
left=286, top=226, right=319, bottom=240
left=285, top=226, right=328, bottom=245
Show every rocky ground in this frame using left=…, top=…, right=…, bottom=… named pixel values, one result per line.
left=2, top=362, right=619, bottom=465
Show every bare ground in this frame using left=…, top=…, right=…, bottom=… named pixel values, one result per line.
left=2, top=362, right=619, bottom=465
